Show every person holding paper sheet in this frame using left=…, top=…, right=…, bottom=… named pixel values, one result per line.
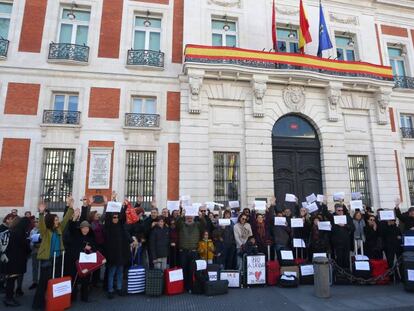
left=234, top=214, right=253, bottom=269
left=143, top=208, right=160, bottom=268
left=379, top=217, right=402, bottom=270
left=395, top=202, right=414, bottom=232
left=214, top=210, right=236, bottom=269
left=149, top=217, right=170, bottom=270
left=292, top=208, right=311, bottom=259
left=250, top=208, right=272, bottom=255
left=308, top=215, right=331, bottom=260
left=364, top=215, right=383, bottom=259
left=353, top=211, right=366, bottom=250
left=268, top=205, right=292, bottom=257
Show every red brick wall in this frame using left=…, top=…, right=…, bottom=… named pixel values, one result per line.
left=88, top=87, right=120, bottom=118
left=18, top=0, right=48, bottom=52
left=4, top=83, right=40, bottom=115
left=85, top=141, right=114, bottom=200
left=166, top=91, right=180, bottom=121
left=98, top=0, right=123, bottom=58
left=167, top=143, right=179, bottom=200
left=375, top=24, right=383, bottom=66
left=0, top=139, right=31, bottom=207
left=389, top=107, right=396, bottom=132
left=381, top=25, right=408, bottom=37
left=172, top=0, right=184, bottom=63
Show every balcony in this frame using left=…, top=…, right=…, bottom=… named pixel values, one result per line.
left=394, top=76, right=414, bottom=89
left=48, top=43, right=89, bottom=64
left=42, top=110, right=81, bottom=125
left=0, top=38, right=9, bottom=58
left=126, top=49, right=164, bottom=69
left=401, top=127, right=414, bottom=139
left=125, top=113, right=160, bottom=128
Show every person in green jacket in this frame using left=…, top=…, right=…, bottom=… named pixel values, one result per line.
left=32, top=196, right=76, bottom=310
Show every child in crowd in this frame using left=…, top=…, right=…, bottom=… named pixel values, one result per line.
left=198, top=231, right=215, bottom=264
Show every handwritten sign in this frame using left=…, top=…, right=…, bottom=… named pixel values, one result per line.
left=404, top=236, right=414, bottom=246
left=408, top=270, right=414, bottom=281
left=246, top=255, right=266, bottom=285
left=106, top=201, right=122, bottom=213
left=318, top=221, right=331, bottom=231
left=52, top=280, right=71, bottom=298
left=351, top=192, right=362, bottom=200
left=274, top=217, right=287, bottom=226
left=334, top=215, right=347, bottom=225
left=307, top=202, right=319, bottom=213
left=379, top=210, right=395, bottom=221
left=333, top=192, right=345, bottom=201
left=254, top=200, right=266, bottom=211
left=350, top=200, right=363, bottom=211
left=218, top=219, right=231, bottom=226
left=169, top=269, right=184, bottom=282
left=306, top=193, right=317, bottom=204
left=355, top=261, right=370, bottom=271
left=280, top=250, right=294, bottom=260
left=291, top=218, right=304, bottom=228
left=229, top=201, right=240, bottom=208
left=79, top=252, right=97, bottom=264
left=220, top=271, right=240, bottom=288
left=313, top=253, right=327, bottom=259
left=300, top=265, right=314, bottom=276
left=293, top=238, right=306, bottom=248
left=317, top=195, right=324, bottom=203
left=285, top=194, right=296, bottom=202
left=195, top=260, right=207, bottom=271
left=167, top=201, right=180, bottom=212
left=185, top=205, right=199, bottom=217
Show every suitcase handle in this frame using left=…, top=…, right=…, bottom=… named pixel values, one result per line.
left=131, top=246, right=142, bottom=266
left=52, top=250, right=65, bottom=279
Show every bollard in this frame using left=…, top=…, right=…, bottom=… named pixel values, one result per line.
left=313, top=256, right=330, bottom=298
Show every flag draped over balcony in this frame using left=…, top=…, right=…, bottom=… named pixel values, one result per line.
left=317, top=1, right=333, bottom=57
left=299, top=0, right=312, bottom=54
left=272, top=0, right=278, bottom=51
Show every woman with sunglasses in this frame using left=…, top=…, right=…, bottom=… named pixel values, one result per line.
left=364, top=216, right=382, bottom=259
left=233, top=214, right=252, bottom=269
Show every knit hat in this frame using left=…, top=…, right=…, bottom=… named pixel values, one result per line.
left=79, top=221, right=91, bottom=228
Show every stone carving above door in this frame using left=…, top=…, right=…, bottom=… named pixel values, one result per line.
left=282, top=85, right=306, bottom=112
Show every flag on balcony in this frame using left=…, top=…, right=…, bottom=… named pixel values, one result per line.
left=299, top=0, right=312, bottom=54
left=272, top=0, right=278, bottom=51
left=317, top=1, right=332, bottom=57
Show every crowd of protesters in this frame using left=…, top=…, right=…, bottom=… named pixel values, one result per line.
left=1, top=193, right=414, bottom=308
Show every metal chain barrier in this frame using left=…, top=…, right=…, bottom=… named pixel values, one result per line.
left=329, top=257, right=402, bottom=285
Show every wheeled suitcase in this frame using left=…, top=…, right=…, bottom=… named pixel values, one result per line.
left=128, top=249, right=146, bottom=294
left=369, top=259, right=390, bottom=285
left=352, top=260, right=371, bottom=280
left=46, top=251, right=71, bottom=311
left=278, top=274, right=299, bottom=288
left=145, top=269, right=164, bottom=296
left=403, top=232, right=414, bottom=252
left=299, top=264, right=314, bottom=285
left=220, top=270, right=241, bottom=288
left=164, top=267, right=185, bottom=295
left=402, top=252, right=414, bottom=292
left=279, top=249, right=295, bottom=266
left=243, top=253, right=266, bottom=287
left=204, top=280, right=229, bottom=296
left=76, top=251, right=106, bottom=278
left=266, top=245, right=280, bottom=286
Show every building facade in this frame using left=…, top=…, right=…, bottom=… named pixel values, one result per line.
left=0, top=0, right=413, bottom=215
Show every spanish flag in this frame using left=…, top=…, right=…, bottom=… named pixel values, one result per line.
left=299, top=0, right=312, bottom=54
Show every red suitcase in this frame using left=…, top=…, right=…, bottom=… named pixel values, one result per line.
left=75, top=251, right=106, bottom=278
left=164, top=267, right=184, bottom=295
left=46, top=251, right=71, bottom=311
left=370, top=259, right=390, bottom=285
left=266, top=245, right=280, bottom=286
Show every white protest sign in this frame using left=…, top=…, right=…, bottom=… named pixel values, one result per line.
left=408, top=270, right=414, bottom=281
left=205, top=202, right=215, bottom=211
left=301, top=202, right=308, bottom=209
left=280, top=250, right=294, bottom=260
left=351, top=192, right=362, bottom=200
left=404, top=236, right=414, bottom=246
left=254, top=200, right=267, bottom=211
left=79, top=252, right=97, bottom=264
left=291, top=218, right=304, bottom=228
left=313, top=253, right=327, bottom=259
left=208, top=271, right=218, bottom=281
left=355, top=255, right=369, bottom=261
left=218, top=219, right=231, bottom=226
left=106, top=201, right=122, bottom=213
left=306, top=193, right=317, bottom=204
left=169, top=269, right=184, bottom=282
left=293, top=238, right=306, bottom=248
left=167, top=201, right=180, bottom=212
left=274, top=217, right=287, bottom=226
left=185, top=205, right=199, bottom=217
left=285, top=194, right=297, bottom=202
left=333, top=192, right=345, bottom=201
left=229, top=201, right=240, bottom=208
left=300, top=265, right=314, bottom=276
left=91, top=206, right=104, bottom=215
left=231, top=217, right=238, bottom=225
left=334, top=215, right=347, bottom=225
left=318, top=221, right=331, bottom=231
left=355, top=261, right=370, bottom=271
left=350, top=200, right=363, bottom=211
left=379, top=210, right=395, bottom=221
left=307, top=202, right=319, bottom=213
left=317, top=195, right=324, bottom=203
left=195, top=260, right=207, bottom=271
left=52, top=280, right=72, bottom=298
left=246, top=255, right=266, bottom=285
left=220, top=271, right=240, bottom=287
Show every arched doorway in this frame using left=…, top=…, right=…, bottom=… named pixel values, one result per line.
left=272, top=115, right=322, bottom=207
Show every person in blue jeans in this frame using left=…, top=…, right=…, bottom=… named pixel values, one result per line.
left=104, top=212, right=137, bottom=299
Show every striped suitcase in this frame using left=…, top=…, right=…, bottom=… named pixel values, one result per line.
left=128, top=248, right=146, bottom=294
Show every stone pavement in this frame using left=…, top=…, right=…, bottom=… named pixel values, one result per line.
left=7, top=274, right=414, bottom=311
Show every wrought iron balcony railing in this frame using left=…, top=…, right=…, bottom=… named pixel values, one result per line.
left=43, top=110, right=81, bottom=125
left=394, top=76, right=414, bottom=89
left=127, top=49, right=164, bottom=68
left=401, top=127, right=414, bottom=139
left=0, top=38, right=9, bottom=58
left=48, top=43, right=89, bottom=63
left=125, top=113, right=160, bottom=128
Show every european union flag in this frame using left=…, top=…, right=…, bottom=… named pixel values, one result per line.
left=317, top=2, right=333, bottom=57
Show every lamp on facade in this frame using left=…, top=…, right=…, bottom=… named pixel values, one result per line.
left=288, top=24, right=295, bottom=38
left=67, top=1, right=77, bottom=20
left=143, top=10, right=151, bottom=27
left=223, top=15, right=230, bottom=31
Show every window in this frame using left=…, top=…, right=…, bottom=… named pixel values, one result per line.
left=400, top=114, right=414, bottom=138
left=335, top=35, right=356, bottom=61
left=131, top=97, right=156, bottom=114
left=348, top=155, right=371, bottom=207
left=0, top=2, right=12, bottom=39
left=406, top=158, right=414, bottom=206
left=273, top=115, right=316, bottom=138
left=53, top=93, right=79, bottom=111
left=125, top=151, right=156, bottom=211
left=212, top=18, right=237, bottom=47
left=58, top=8, right=90, bottom=45
left=214, top=152, right=240, bottom=205
left=276, top=27, right=298, bottom=53
left=388, top=46, right=406, bottom=76
left=40, top=149, right=75, bottom=211
left=133, top=15, right=161, bottom=51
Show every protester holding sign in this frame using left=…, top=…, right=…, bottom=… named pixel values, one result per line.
left=268, top=205, right=291, bottom=256
left=353, top=211, right=366, bottom=246
left=380, top=217, right=402, bottom=270
left=308, top=215, right=331, bottom=260
left=233, top=214, right=252, bottom=269
left=364, top=215, right=383, bottom=259
left=149, top=217, right=170, bottom=270
left=250, top=208, right=272, bottom=255
left=395, top=200, right=414, bottom=232
left=214, top=210, right=236, bottom=269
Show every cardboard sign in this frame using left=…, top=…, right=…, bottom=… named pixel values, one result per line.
left=169, top=269, right=184, bottom=282
left=52, top=280, right=72, bottom=298
left=307, top=202, right=319, bottom=213
left=379, top=210, right=395, bottom=221
left=334, top=215, right=347, bottom=225
left=79, top=252, right=97, bottom=264
left=246, top=255, right=266, bottom=285
left=306, top=193, right=317, bottom=204
left=106, top=201, right=122, bottom=213
left=167, top=201, right=180, bottom=212
left=300, top=265, right=314, bottom=276
left=254, top=200, right=266, bottom=211
left=355, top=261, right=370, bottom=271
left=291, top=218, right=304, bottom=228
left=293, top=238, right=306, bottom=248
left=195, top=260, right=207, bottom=271
left=318, top=221, right=331, bottom=231
left=280, top=250, right=294, bottom=260
left=333, top=192, right=345, bottom=201
left=220, top=271, right=240, bottom=288
left=274, top=217, right=287, bottom=226
left=285, top=194, right=297, bottom=202
left=218, top=219, right=231, bottom=226
left=229, top=201, right=240, bottom=208
left=350, top=200, right=363, bottom=211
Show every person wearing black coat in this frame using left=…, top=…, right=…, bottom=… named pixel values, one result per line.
left=149, top=217, right=170, bottom=270
left=308, top=214, right=331, bottom=259
left=3, top=217, right=31, bottom=307
left=214, top=210, right=236, bottom=269
left=328, top=204, right=355, bottom=268
left=68, top=219, right=96, bottom=302
left=364, top=216, right=383, bottom=259
left=380, top=219, right=402, bottom=269
left=395, top=204, right=414, bottom=232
